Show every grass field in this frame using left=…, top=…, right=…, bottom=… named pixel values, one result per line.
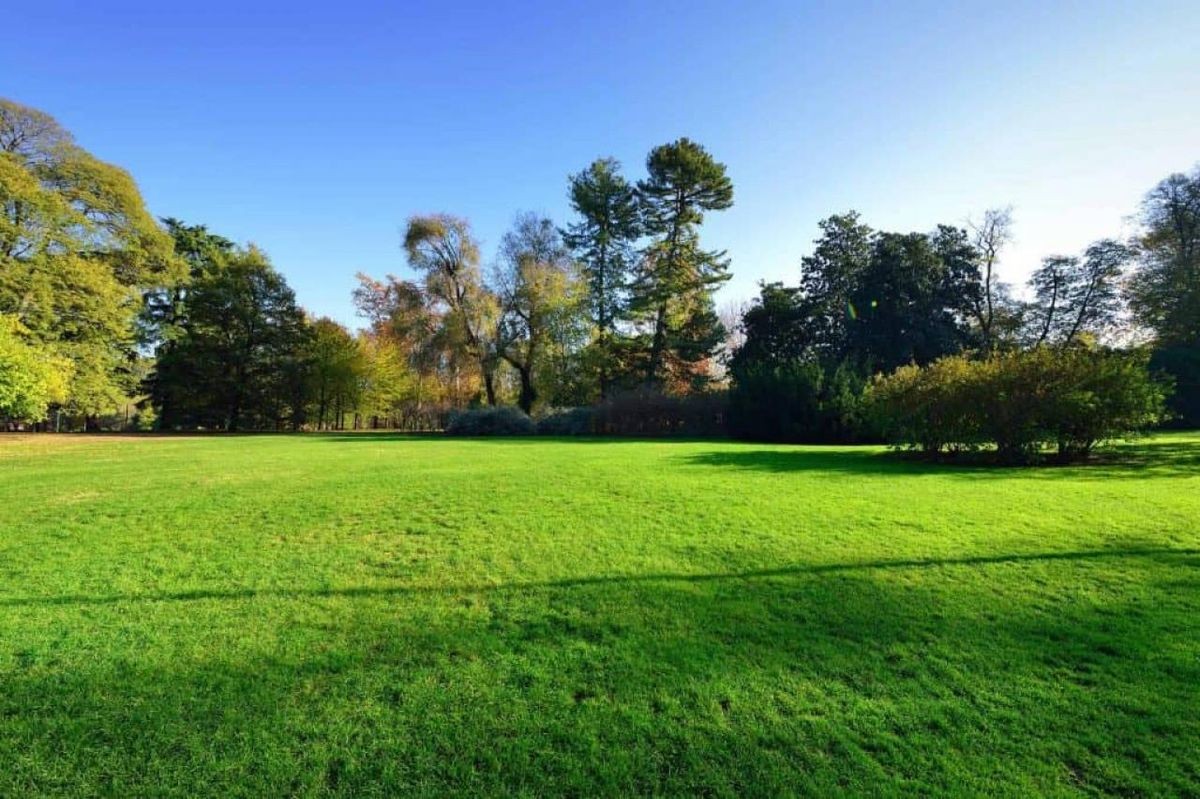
left=0, top=433, right=1197, bottom=797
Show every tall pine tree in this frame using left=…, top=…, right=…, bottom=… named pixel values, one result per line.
left=632, top=138, right=733, bottom=389
left=562, top=158, right=641, bottom=398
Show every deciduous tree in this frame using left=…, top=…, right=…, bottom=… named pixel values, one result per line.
left=493, top=213, right=586, bottom=413
left=402, top=215, right=500, bottom=404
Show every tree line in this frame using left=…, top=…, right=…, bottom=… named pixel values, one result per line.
left=726, top=175, right=1198, bottom=443
left=1, top=96, right=1197, bottom=436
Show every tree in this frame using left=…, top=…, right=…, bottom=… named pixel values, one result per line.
left=1126, top=166, right=1200, bottom=426
left=1028, top=255, right=1073, bottom=345
left=727, top=283, right=869, bottom=443
left=0, top=314, right=72, bottom=424
left=149, top=243, right=309, bottom=431
left=356, top=334, right=417, bottom=428
left=307, top=317, right=364, bottom=430
left=402, top=215, right=500, bottom=405
left=845, top=231, right=973, bottom=373
left=1127, top=168, right=1200, bottom=343
left=353, top=272, right=467, bottom=424
left=796, top=212, right=874, bottom=361
left=732, top=283, right=810, bottom=368
left=493, top=212, right=586, bottom=413
left=1027, top=240, right=1130, bottom=346
left=966, top=207, right=1019, bottom=354
left=562, top=158, right=641, bottom=397
left=632, top=138, right=733, bottom=388
left=0, top=98, right=182, bottom=421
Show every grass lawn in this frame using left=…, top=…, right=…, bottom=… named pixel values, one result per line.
left=0, top=433, right=1197, bottom=797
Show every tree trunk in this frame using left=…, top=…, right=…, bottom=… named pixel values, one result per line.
left=517, top=365, right=536, bottom=414
left=599, top=329, right=611, bottom=401
left=646, top=301, right=668, bottom=386
left=482, top=361, right=498, bottom=405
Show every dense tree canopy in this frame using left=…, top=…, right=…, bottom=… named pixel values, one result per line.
left=149, top=240, right=309, bottom=431
left=0, top=96, right=1193, bottom=439
left=1127, top=167, right=1200, bottom=425
left=1128, top=168, right=1200, bottom=343
left=0, top=314, right=71, bottom=423
left=1, top=98, right=181, bottom=419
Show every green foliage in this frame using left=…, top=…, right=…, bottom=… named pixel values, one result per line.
left=444, top=405, right=536, bottom=436
left=1150, top=342, right=1200, bottom=427
left=306, top=317, right=365, bottom=430
left=592, top=388, right=727, bottom=437
left=845, top=231, right=974, bottom=372
left=765, top=213, right=985, bottom=374
left=796, top=212, right=875, bottom=359
left=1, top=434, right=1197, bottom=795
left=867, top=354, right=987, bottom=455
left=494, top=213, right=589, bottom=414
left=728, top=359, right=868, bottom=443
left=632, top=138, right=733, bottom=387
left=149, top=244, right=310, bottom=431
left=562, top=158, right=641, bottom=398
left=870, top=348, right=1168, bottom=462
left=0, top=314, right=72, bottom=422
left=1126, top=167, right=1200, bottom=344
left=0, top=98, right=182, bottom=415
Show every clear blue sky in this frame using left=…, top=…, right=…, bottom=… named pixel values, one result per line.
left=5, top=0, right=1198, bottom=327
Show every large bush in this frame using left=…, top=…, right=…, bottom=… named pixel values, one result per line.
left=444, top=406, right=536, bottom=436
left=728, top=360, right=869, bottom=442
left=870, top=347, right=1168, bottom=462
left=591, top=389, right=727, bottom=437
left=866, top=355, right=985, bottom=455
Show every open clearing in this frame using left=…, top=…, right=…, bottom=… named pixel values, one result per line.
left=1, top=433, right=1198, bottom=796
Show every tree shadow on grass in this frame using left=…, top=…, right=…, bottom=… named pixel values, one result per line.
left=2, top=544, right=1196, bottom=795
left=2, top=546, right=1195, bottom=609
left=310, top=433, right=733, bottom=445
left=682, top=438, right=1200, bottom=480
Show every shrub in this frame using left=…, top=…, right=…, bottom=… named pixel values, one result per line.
left=536, top=407, right=596, bottom=436
left=728, top=360, right=870, bottom=443
left=1042, top=348, right=1171, bottom=457
left=592, top=389, right=727, bottom=437
left=869, top=347, right=1168, bottom=462
left=444, top=406, right=536, bottom=436
left=868, top=355, right=986, bottom=455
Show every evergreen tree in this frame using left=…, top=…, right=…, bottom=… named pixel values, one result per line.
left=562, top=158, right=641, bottom=397
left=632, top=138, right=733, bottom=388
left=149, top=243, right=309, bottom=431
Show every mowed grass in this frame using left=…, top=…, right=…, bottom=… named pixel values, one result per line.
left=0, top=433, right=1197, bottom=797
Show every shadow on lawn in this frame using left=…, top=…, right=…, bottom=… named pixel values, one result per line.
left=3, top=546, right=1195, bottom=609
left=308, top=431, right=1200, bottom=478
left=683, top=438, right=1200, bottom=479
left=3, top=544, right=1196, bottom=795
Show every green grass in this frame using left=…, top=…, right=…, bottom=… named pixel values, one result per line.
left=0, top=433, right=1197, bottom=797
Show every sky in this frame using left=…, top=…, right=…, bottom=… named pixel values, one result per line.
left=4, top=0, right=1199, bottom=328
